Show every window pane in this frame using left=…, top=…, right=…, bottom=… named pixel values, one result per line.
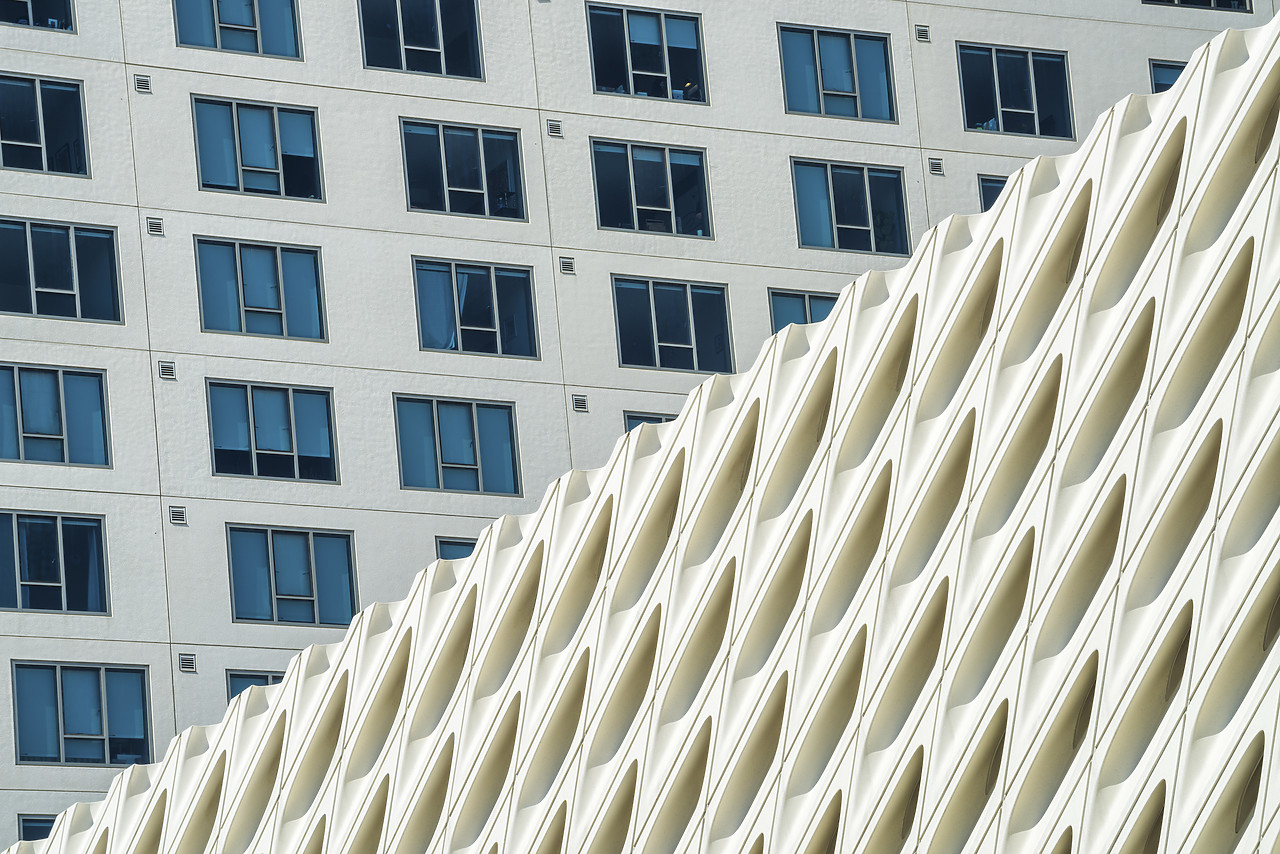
left=809, top=294, right=837, bottom=323
left=959, top=45, right=997, bottom=131
left=589, top=7, right=628, bottom=93
left=868, top=169, right=909, bottom=254
left=416, top=261, right=457, bottom=350
left=227, top=672, right=272, bottom=700
left=359, top=0, right=401, bottom=68
left=818, top=32, right=855, bottom=95
left=251, top=387, right=291, bottom=452
left=278, top=109, right=320, bottom=198
left=230, top=528, right=273, bottom=619
left=669, top=150, right=708, bottom=236
left=15, top=665, right=59, bottom=762
left=197, top=241, right=242, bottom=332
left=399, top=0, right=437, bottom=48
left=258, top=0, right=299, bottom=56
left=456, top=265, right=494, bottom=330
left=195, top=100, right=239, bottom=189
left=443, top=126, right=481, bottom=190
left=593, top=142, right=634, bottom=229
left=439, top=0, right=481, bottom=78
left=240, top=245, right=280, bottom=311
left=481, top=131, right=523, bottom=218
left=0, top=220, right=33, bottom=315
left=690, top=285, right=730, bottom=373
left=780, top=28, right=820, bottom=113
left=771, top=292, right=807, bottom=333
left=313, top=533, right=354, bottom=624
left=0, top=367, right=18, bottom=459
left=0, top=514, right=15, bottom=609
left=105, top=669, right=148, bottom=764
left=855, top=35, right=894, bottom=121
left=271, top=530, right=311, bottom=597
left=404, top=123, right=446, bottom=211
left=477, top=404, right=517, bottom=494
left=31, top=0, right=71, bottom=28
left=652, top=282, right=690, bottom=346
left=437, top=401, right=475, bottom=466
left=1032, top=53, right=1072, bottom=138
left=615, top=279, right=655, bottom=367
left=995, top=50, right=1032, bottom=112
left=437, top=539, right=474, bottom=560
left=979, top=175, right=1007, bottom=212
left=1151, top=61, right=1184, bottom=94
left=631, top=147, right=669, bottom=211
left=18, top=817, right=54, bottom=842
left=210, top=384, right=252, bottom=475
left=63, top=372, right=107, bottom=465
left=293, top=391, right=335, bottom=480
left=0, top=77, right=39, bottom=144
left=17, top=515, right=58, bottom=584
left=61, top=517, right=105, bottom=613
left=396, top=398, right=438, bottom=488
left=794, top=162, right=834, bottom=248
left=19, top=368, right=60, bottom=436
left=666, top=16, right=703, bottom=100
left=495, top=269, right=536, bottom=357
left=61, top=667, right=103, bottom=736
left=281, top=249, right=323, bottom=338
left=830, top=166, right=868, bottom=228
left=74, top=229, right=120, bottom=322
left=30, top=226, right=73, bottom=298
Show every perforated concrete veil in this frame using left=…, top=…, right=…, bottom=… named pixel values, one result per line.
left=15, top=14, right=1280, bottom=854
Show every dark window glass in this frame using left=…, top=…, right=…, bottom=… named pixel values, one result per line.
left=208, top=382, right=336, bottom=481
left=193, top=98, right=321, bottom=199
left=623, top=411, right=674, bottom=431
left=13, top=663, right=149, bottom=766
left=612, top=277, right=731, bottom=372
left=415, top=259, right=536, bottom=356
left=768, top=289, right=838, bottom=333
left=226, top=670, right=283, bottom=700
left=958, top=43, right=1072, bottom=138
left=174, top=0, right=298, bottom=56
left=1150, top=60, right=1186, bottom=93
left=793, top=159, right=909, bottom=255
left=1142, top=0, right=1249, bottom=8
left=18, top=816, right=55, bottom=841
left=228, top=526, right=354, bottom=625
left=0, top=512, right=106, bottom=612
left=395, top=396, right=520, bottom=494
left=0, top=76, right=85, bottom=174
left=196, top=239, right=324, bottom=339
left=0, top=0, right=71, bottom=29
left=591, top=140, right=710, bottom=237
left=978, top=174, right=1007, bottom=212
left=779, top=25, right=894, bottom=121
left=359, top=0, right=480, bottom=77
left=436, top=537, right=475, bottom=560
left=0, top=220, right=119, bottom=321
left=587, top=5, right=705, bottom=102
left=0, top=365, right=108, bottom=466
left=402, top=121, right=524, bottom=218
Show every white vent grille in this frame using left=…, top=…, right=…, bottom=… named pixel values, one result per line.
left=571, top=394, right=589, bottom=413
left=133, top=74, right=152, bottom=93
left=145, top=217, right=164, bottom=236
left=177, top=653, right=197, bottom=673
left=928, top=157, right=945, bottom=176
left=157, top=360, right=177, bottom=380
left=559, top=256, right=576, bottom=275
left=168, top=505, right=187, bottom=525
left=546, top=119, right=563, bottom=138
left=915, top=24, right=930, bottom=42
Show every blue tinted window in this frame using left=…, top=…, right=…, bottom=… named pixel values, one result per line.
left=194, top=98, right=321, bottom=199
left=13, top=663, right=149, bottom=766
left=0, top=220, right=120, bottom=321
left=436, top=538, right=475, bottom=560
left=1150, top=60, right=1185, bottom=93
left=175, top=0, right=299, bottom=56
left=588, top=5, right=705, bottom=102
left=958, top=43, right=1073, bottom=138
left=613, top=277, right=731, bottom=372
left=1, top=0, right=71, bottom=29
left=623, top=411, right=673, bottom=431
left=18, top=816, right=55, bottom=842
left=359, top=0, right=481, bottom=77
left=395, top=396, right=520, bottom=494
left=197, top=240, right=325, bottom=339
left=0, top=76, right=86, bottom=174
left=780, top=26, right=894, bottom=121
left=226, top=670, right=283, bottom=701
left=208, top=382, right=336, bottom=481
left=793, top=159, right=909, bottom=255
left=415, top=259, right=536, bottom=356
left=1, top=512, right=106, bottom=612
left=402, top=121, right=523, bottom=218
left=228, top=526, right=355, bottom=625
left=591, top=140, right=709, bottom=237
left=979, top=175, right=1008, bottom=212
left=769, top=290, right=838, bottom=333
left=0, top=365, right=108, bottom=466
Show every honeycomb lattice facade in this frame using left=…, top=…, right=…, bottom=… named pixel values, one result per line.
left=12, top=16, right=1280, bottom=854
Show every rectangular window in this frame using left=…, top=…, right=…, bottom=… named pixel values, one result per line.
left=359, top=0, right=481, bottom=78
left=623, top=411, right=673, bottom=431
left=174, top=0, right=299, bottom=56
left=435, top=537, right=474, bottom=560
left=193, top=98, right=321, bottom=199
left=958, top=43, right=1072, bottom=139
left=395, top=396, right=519, bottom=494
left=587, top=5, right=705, bottom=102
left=978, top=174, right=1008, bottom=212
left=414, top=259, right=536, bottom=356
left=591, top=139, right=710, bottom=236
left=0, top=364, right=109, bottom=466
left=13, top=662, right=149, bottom=766
left=0, top=75, right=86, bottom=175
left=0, top=219, right=120, bottom=321
left=613, top=277, right=731, bottom=372
left=207, top=382, right=336, bottom=481
left=1, top=0, right=71, bottom=29
left=18, top=815, right=55, bottom=841
left=1150, top=60, right=1186, bottom=93
left=768, top=289, right=837, bottom=334
left=792, top=159, right=909, bottom=255
left=778, top=25, right=894, bottom=121
left=226, top=670, right=283, bottom=700
left=227, top=526, right=355, bottom=625
left=1143, top=0, right=1249, bottom=8
left=0, top=513, right=106, bottom=613
left=401, top=121, right=524, bottom=219
left=196, top=239, right=324, bottom=339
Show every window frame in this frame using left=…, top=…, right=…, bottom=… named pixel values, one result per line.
left=0, top=73, right=90, bottom=177
left=585, top=2, right=708, bottom=105
left=435, top=536, right=476, bottom=560
left=589, top=137, right=713, bottom=238
left=0, top=510, right=109, bottom=615
left=393, top=394, right=522, bottom=496
left=776, top=22, right=897, bottom=123
left=225, top=524, right=357, bottom=627
left=190, top=94, right=324, bottom=201
left=11, top=660, right=151, bottom=767
left=623, top=411, right=674, bottom=431
left=1149, top=59, right=1187, bottom=93
left=0, top=218, right=122, bottom=323
left=356, top=0, right=484, bottom=80
left=193, top=236, right=327, bottom=341
left=171, top=0, right=303, bottom=58
left=411, top=257, right=538, bottom=358
left=767, top=288, right=839, bottom=333
left=17, top=815, right=56, bottom=842
left=226, top=669, right=284, bottom=701
left=610, top=275, right=734, bottom=374
left=0, top=362, right=111, bottom=468
left=789, top=156, right=911, bottom=255
left=204, top=379, right=339, bottom=483
left=955, top=41, right=1074, bottom=140
left=399, top=118, right=527, bottom=220
left=0, top=0, right=73, bottom=32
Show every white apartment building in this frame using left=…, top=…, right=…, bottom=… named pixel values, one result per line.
left=0, top=0, right=1266, bottom=843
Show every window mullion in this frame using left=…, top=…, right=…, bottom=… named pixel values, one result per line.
left=244, top=385, right=259, bottom=475
left=825, top=164, right=839, bottom=242
left=862, top=170, right=875, bottom=252
left=488, top=267, right=502, bottom=354
left=811, top=30, right=825, bottom=114
left=55, top=370, right=68, bottom=462
left=266, top=528, right=279, bottom=621
left=235, top=244, right=249, bottom=333
left=626, top=143, right=642, bottom=224
left=286, top=388, right=299, bottom=473
left=395, top=0, right=409, bottom=66
left=212, top=0, right=223, bottom=47
left=646, top=280, right=661, bottom=365
left=848, top=34, right=861, bottom=118
left=229, top=105, right=246, bottom=192
left=24, top=223, right=38, bottom=312
left=620, top=11, right=634, bottom=90
left=5, top=515, right=16, bottom=601
left=435, top=125, right=451, bottom=211
left=684, top=283, right=698, bottom=370
left=274, top=246, right=287, bottom=330
left=450, top=263, right=465, bottom=347
left=270, top=107, right=284, bottom=189
left=657, top=12, right=671, bottom=84
left=54, top=516, right=66, bottom=611
left=32, top=83, right=47, bottom=171
left=470, top=402, right=484, bottom=491
left=1028, top=52, right=1043, bottom=135
left=53, top=665, right=66, bottom=762
left=11, top=370, right=26, bottom=460
left=662, top=147, right=675, bottom=216
left=432, top=401, right=445, bottom=487
left=97, top=668, right=109, bottom=760
left=432, top=0, right=445, bottom=60
left=475, top=130, right=492, bottom=215
left=306, top=531, right=318, bottom=622
left=67, top=227, right=83, bottom=319
left=990, top=50, right=1005, bottom=132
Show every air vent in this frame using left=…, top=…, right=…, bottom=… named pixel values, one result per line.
left=145, top=217, right=164, bottom=236
left=546, top=119, right=563, bottom=138
left=157, top=360, right=177, bottom=380
left=928, top=157, right=945, bottom=176
left=559, top=256, right=576, bottom=275
left=915, top=24, right=930, bottom=42
left=571, top=394, right=589, bottom=413
left=177, top=652, right=197, bottom=673
left=133, top=74, right=152, bottom=93
left=168, top=505, right=187, bottom=525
